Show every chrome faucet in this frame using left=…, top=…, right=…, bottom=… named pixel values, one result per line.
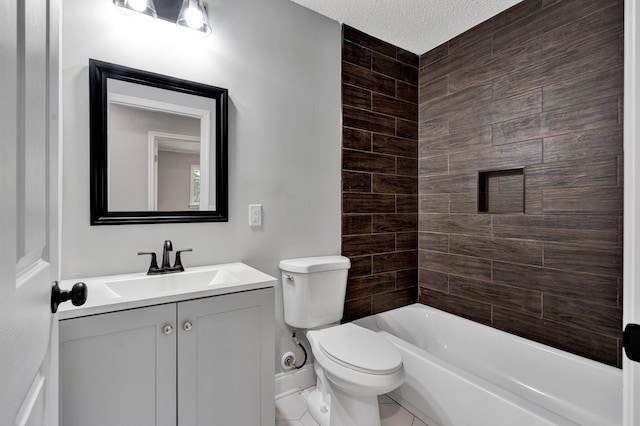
left=138, top=240, right=192, bottom=275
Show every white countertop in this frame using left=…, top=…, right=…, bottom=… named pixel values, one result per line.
left=58, top=262, right=277, bottom=320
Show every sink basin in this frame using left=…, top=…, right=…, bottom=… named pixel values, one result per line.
left=104, top=269, right=239, bottom=299
left=57, top=262, right=277, bottom=319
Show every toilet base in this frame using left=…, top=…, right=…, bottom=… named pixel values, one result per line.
left=307, top=383, right=381, bottom=426
left=331, top=385, right=381, bottom=426
left=307, top=388, right=330, bottom=426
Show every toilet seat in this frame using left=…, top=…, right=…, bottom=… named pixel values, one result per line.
left=316, top=323, right=402, bottom=375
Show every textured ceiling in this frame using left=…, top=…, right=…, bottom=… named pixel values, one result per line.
left=289, top=0, right=523, bottom=55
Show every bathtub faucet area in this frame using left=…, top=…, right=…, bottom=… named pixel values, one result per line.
left=138, top=240, right=192, bottom=275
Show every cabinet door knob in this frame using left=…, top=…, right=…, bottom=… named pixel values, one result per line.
left=163, top=325, right=174, bottom=335
left=183, top=321, right=193, bottom=331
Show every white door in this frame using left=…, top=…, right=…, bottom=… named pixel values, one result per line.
left=0, top=0, right=61, bottom=425
left=624, top=0, right=640, bottom=424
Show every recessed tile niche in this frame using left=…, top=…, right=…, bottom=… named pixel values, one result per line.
left=478, top=169, right=524, bottom=214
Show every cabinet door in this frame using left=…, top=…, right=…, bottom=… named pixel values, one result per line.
left=178, top=288, right=275, bottom=426
left=59, top=304, right=177, bottom=426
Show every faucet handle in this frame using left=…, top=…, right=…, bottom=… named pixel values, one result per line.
left=138, top=251, right=159, bottom=274
left=173, top=249, right=193, bottom=271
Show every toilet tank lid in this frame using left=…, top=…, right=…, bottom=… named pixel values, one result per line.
left=279, top=255, right=351, bottom=273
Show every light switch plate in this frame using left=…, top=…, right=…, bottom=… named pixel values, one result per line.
left=249, top=204, right=262, bottom=226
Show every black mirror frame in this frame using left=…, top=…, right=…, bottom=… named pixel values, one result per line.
left=89, top=59, right=228, bottom=225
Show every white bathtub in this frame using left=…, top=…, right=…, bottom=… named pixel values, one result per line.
left=355, top=303, right=622, bottom=426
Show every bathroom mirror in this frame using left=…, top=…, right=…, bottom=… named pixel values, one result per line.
left=89, top=59, right=228, bottom=224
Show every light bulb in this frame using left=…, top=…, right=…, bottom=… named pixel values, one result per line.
left=177, top=0, right=211, bottom=35
left=128, top=0, right=148, bottom=12
left=184, top=7, right=204, bottom=29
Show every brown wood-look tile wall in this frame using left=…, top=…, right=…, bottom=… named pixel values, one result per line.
left=342, top=25, right=419, bottom=322
left=418, top=0, right=624, bottom=367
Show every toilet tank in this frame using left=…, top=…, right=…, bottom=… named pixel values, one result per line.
left=279, top=255, right=351, bottom=329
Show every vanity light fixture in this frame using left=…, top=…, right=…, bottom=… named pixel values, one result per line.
left=113, top=0, right=158, bottom=20
left=177, top=0, right=212, bottom=36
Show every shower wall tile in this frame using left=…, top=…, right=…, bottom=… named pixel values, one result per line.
left=372, top=251, right=417, bottom=274
left=492, top=306, right=619, bottom=366
left=417, top=0, right=624, bottom=367
left=418, top=269, right=449, bottom=292
left=343, top=149, right=395, bottom=174
left=492, top=261, right=619, bottom=305
left=396, top=269, right=419, bottom=288
left=343, top=128, right=371, bottom=151
left=372, top=134, right=417, bottom=158
left=342, top=171, right=371, bottom=193
left=448, top=275, right=542, bottom=315
left=542, top=294, right=623, bottom=337
left=343, top=106, right=396, bottom=134
left=396, top=232, right=418, bottom=252
left=419, top=287, right=492, bottom=326
left=343, top=63, right=396, bottom=95
left=342, top=234, right=395, bottom=257
left=492, top=214, right=619, bottom=244
left=341, top=25, right=419, bottom=321
left=345, top=272, right=396, bottom=300
left=343, top=193, right=396, bottom=214
left=396, top=195, right=418, bottom=213
left=342, top=214, right=372, bottom=236
left=372, top=214, right=417, bottom=233
left=448, top=235, right=543, bottom=266
left=343, top=25, right=396, bottom=57
left=372, top=287, right=418, bottom=314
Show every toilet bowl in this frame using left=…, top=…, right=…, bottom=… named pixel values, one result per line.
left=305, top=323, right=405, bottom=426
left=279, top=256, right=405, bottom=426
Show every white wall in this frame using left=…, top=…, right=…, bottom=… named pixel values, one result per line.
left=61, top=0, right=341, bottom=373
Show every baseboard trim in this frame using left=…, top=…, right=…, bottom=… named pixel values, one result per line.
left=275, top=363, right=316, bottom=399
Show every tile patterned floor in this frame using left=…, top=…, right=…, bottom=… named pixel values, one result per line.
left=275, top=387, right=428, bottom=426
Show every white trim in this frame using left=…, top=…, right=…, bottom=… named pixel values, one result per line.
left=274, top=364, right=316, bottom=399
left=623, top=0, right=639, bottom=424
left=108, top=92, right=209, bottom=120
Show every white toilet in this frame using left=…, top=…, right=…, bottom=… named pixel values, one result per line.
left=279, top=255, right=405, bottom=426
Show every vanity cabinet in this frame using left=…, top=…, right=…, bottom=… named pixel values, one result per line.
left=60, top=287, right=275, bottom=426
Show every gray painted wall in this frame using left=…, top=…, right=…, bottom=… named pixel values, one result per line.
left=62, top=0, right=341, bottom=373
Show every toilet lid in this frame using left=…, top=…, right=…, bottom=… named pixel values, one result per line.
left=318, top=323, right=402, bottom=375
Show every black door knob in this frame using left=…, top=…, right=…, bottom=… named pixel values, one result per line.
left=624, top=324, right=640, bottom=362
left=51, top=281, right=87, bottom=314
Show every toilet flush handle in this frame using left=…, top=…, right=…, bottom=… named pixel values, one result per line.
left=284, top=274, right=294, bottom=281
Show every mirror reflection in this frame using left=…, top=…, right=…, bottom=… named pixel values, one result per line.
left=107, top=80, right=214, bottom=212
left=89, top=59, right=228, bottom=225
